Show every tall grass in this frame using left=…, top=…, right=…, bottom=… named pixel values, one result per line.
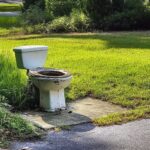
left=0, top=106, right=38, bottom=148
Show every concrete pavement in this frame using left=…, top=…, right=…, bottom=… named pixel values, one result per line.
left=11, top=119, right=150, bottom=150
left=0, top=11, right=20, bottom=16
left=22, top=97, right=127, bottom=130
left=0, top=0, right=21, bottom=3
left=0, top=0, right=21, bottom=17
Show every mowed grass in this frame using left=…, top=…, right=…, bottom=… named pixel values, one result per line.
left=0, top=27, right=21, bottom=36
left=0, top=16, right=21, bottom=27
left=0, top=3, right=22, bottom=12
left=0, top=32, right=150, bottom=120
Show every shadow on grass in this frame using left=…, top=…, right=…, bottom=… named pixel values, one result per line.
left=11, top=32, right=150, bottom=50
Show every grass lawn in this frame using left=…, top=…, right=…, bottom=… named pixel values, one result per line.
left=0, top=31, right=150, bottom=147
left=0, top=3, right=22, bottom=12
left=0, top=32, right=150, bottom=107
left=0, top=16, right=21, bottom=27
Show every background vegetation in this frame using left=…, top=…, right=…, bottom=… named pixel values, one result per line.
left=0, top=1, right=150, bottom=148
left=22, top=0, right=150, bottom=32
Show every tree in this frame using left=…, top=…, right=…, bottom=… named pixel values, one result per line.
left=45, top=0, right=87, bottom=18
left=87, top=0, right=112, bottom=27
left=112, top=0, right=124, bottom=12
left=23, top=0, right=45, bottom=11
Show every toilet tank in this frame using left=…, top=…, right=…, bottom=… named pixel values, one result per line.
left=13, top=45, right=48, bottom=69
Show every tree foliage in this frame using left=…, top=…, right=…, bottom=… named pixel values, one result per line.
left=87, top=0, right=112, bottom=26
left=22, top=0, right=150, bottom=31
left=45, top=0, right=87, bottom=19
left=23, top=0, right=45, bottom=11
left=87, top=0, right=149, bottom=29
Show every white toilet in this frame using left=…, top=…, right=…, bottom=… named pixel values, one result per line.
left=13, top=45, right=72, bottom=112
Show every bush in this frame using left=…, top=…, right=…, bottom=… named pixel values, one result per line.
left=47, top=16, right=71, bottom=32
left=112, top=0, right=124, bottom=12
left=45, top=0, right=88, bottom=19
left=45, top=0, right=75, bottom=19
left=23, top=23, right=47, bottom=34
left=87, top=0, right=112, bottom=28
left=70, top=9, right=90, bottom=31
left=103, top=8, right=150, bottom=31
left=23, top=0, right=45, bottom=11
left=124, top=0, right=145, bottom=10
left=86, top=0, right=149, bottom=30
left=47, top=10, right=90, bottom=33
left=22, top=5, right=47, bottom=25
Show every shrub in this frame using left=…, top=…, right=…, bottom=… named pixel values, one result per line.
left=112, top=0, right=125, bottom=12
left=23, top=0, right=45, bottom=11
left=22, top=5, right=47, bottom=25
left=45, top=0, right=75, bottom=19
left=86, top=0, right=149, bottom=30
left=45, top=0, right=88, bottom=19
left=47, top=10, right=90, bottom=33
left=70, top=9, right=90, bottom=32
left=124, top=0, right=145, bottom=10
left=103, top=8, right=150, bottom=31
left=47, top=16, right=71, bottom=32
left=87, top=0, right=112, bottom=28
left=23, top=23, right=47, bottom=34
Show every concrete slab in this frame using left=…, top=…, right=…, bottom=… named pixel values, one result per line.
left=22, top=97, right=127, bottom=130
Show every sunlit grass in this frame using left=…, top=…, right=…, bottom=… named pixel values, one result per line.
left=0, top=16, right=21, bottom=27
left=0, top=27, right=22, bottom=36
left=0, top=3, right=22, bottom=12
left=94, top=106, right=150, bottom=126
left=0, top=31, right=150, bottom=147
left=0, top=32, right=150, bottom=109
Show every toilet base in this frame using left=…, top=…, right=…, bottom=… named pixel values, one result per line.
left=39, top=89, right=66, bottom=112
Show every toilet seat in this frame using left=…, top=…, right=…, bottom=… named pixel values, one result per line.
left=29, top=68, right=71, bottom=79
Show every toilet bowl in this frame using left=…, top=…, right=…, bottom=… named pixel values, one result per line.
left=13, top=45, right=72, bottom=112
left=29, top=68, right=72, bottom=112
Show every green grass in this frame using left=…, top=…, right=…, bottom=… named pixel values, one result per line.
left=94, top=106, right=150, bottom=126
left=0, top=16, right=21, bottom=27
left=0, top=27, right=10, bottom=35
left=0, top=3, right=22, bottom=12
left=0, top=27, right=22, bottom=36
left=0, top=107, right=38, bottom=148
left=0, top=32, right=150, bottom=109
left=0, top=31, right=150, bottom=144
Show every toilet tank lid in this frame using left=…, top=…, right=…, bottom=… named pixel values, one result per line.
left=13, top=45, right=48, bottom=52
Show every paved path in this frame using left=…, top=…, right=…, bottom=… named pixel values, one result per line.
left=0, top=0, right=21, bottom=16
left=11, top=119, right=150, bottom=150
left=0, top=0, right=21, bottom=3
left=0, top=11, right=20, bottom=16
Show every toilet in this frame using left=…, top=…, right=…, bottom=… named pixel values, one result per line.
left=13, top=45, right=72, bottom=112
